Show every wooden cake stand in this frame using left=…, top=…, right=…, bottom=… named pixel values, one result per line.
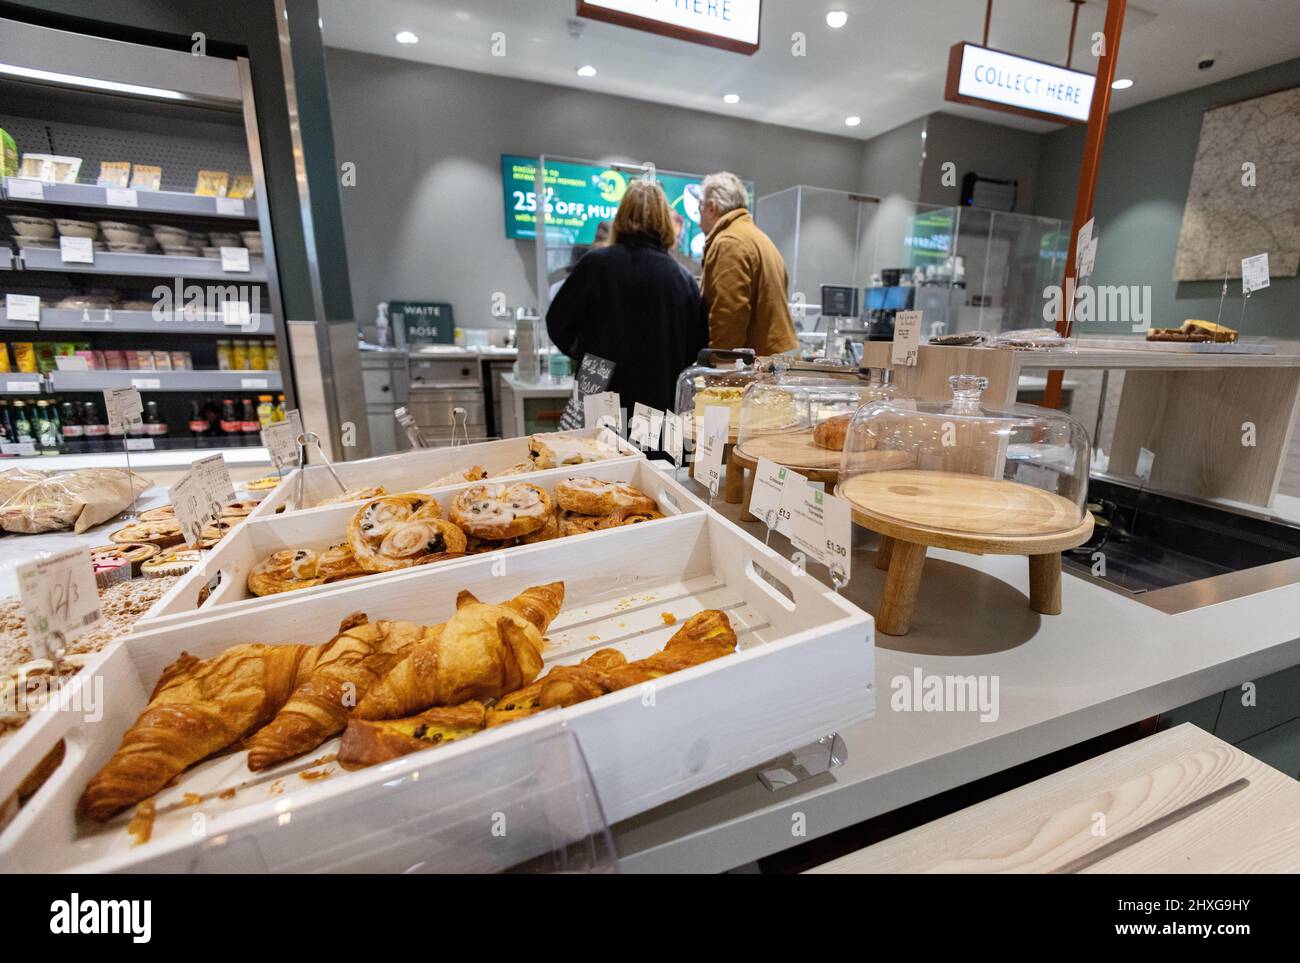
left=839, top=469, right=1094, bottom=636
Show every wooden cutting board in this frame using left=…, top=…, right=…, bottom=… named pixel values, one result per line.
left=840, top=469, right=1080, bottom=538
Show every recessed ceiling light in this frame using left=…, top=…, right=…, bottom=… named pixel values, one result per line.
left=576, top=64, right=597, bottom=77
left=826, top=10, right=848, bottom=29
left=1111, top=78, right=1134, bottom=89
left=395, top=31, right=419, bottom=44
left=845, top=115, right=862, bottom=127
left=723, top=93, right=740, bottom=104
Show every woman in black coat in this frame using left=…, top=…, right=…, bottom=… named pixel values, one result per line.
left=546, top=181, right=706, bottom=415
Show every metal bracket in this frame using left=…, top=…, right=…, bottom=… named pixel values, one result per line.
left=757, top=732, right=847, bottom=791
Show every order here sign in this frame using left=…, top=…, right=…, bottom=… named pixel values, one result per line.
left=577, top=0, right=761, bottom=55
left=945, top=43, right=1095, bottom=124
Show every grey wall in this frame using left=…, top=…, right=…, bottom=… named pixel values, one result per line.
left=1035, top=56, right=1300, bottom=337
left=858, top=116, right=927, bottom=200
left=324, top=47, right=867, bottom=329
left=920, top=112, right=1041, bottom=213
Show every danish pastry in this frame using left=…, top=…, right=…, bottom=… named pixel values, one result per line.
left=110, top=520, right=184, bottom=548
left=348, top=493, right=465, bottom=572
left=428, top=466, right=488, bottom=488
left=449, top=483, right=553, bottom=540
left=316, top=485, right=387, bottom=508
left=247, top=543, right=366, bottom=597
left=557, top=508, right=663, bottom=537
left=527, top=433, right=619, bottom=469
left=554, top=477, right=657, bottom=517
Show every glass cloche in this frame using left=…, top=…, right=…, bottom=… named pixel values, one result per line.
left=838, top=374, right=1090, bottom=540
left=735, top=366, right=908, bottom=473
left=675, top=348, right=764, bottom=441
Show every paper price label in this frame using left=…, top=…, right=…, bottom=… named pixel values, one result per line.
left=662, top=411, right=684, bottom=465
left=240, top=378, right=269, bottom=390
left=692, top=405, right=730, bottom=489
left=821, top=493, right=853, bottom=581
left=169, top=470, right=217, bottom=548
left=105, top=187, right=139, bottom=208
left=788, top=484, right=834, bottom=567
left=220, top=246, right=251, bottom=273
left=103, top=387, right=143, bottom=432
left=55, top=356, right=89, bottom=371
left=1136, top=447, right=1155, bottom=483
left=1075, top=217, right=1094, bottom=273
left=215, top=196, right=246, bottom=216
left=6, top=380, right=40, bottom=394
left=6, top=178, right=44, bottom=200
left=1242, top=253, right=1270, bottom=294
left=194, top=453, right=235, bottom=506
left=262, top=420, right=301, bottom=471
left=583, top=391, right=621, bottom=432
left=1078, top=237, right=1098, bottom=280
left=750, top=457, right=805, bottom=535
left=18, top=549, right=102, bottom=648
left=59, top=236, right=94, bottom=265
left=130, top=378, right=161, bottom=391
left=5, top=293, right=40, bottom=323
left=125, top=437, right=155, bottom=451
left=629, top=402, right=662, bottom=450
left=1, top=442, right=36, bottom=456
left=891, top=310, right=923, bottom=367
left=222, top=300, right=253, bottom=327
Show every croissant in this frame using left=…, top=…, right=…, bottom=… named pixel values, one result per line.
left=353, top=583, right=563, bottom=720
left=243, top=614, right=437, bottom=770
left=79, top=643, right=319, bottom=821
left=338, top=701, right=488, bottom=768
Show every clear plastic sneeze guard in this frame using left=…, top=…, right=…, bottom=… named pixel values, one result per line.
left=190, top=723, right=615, bottom=874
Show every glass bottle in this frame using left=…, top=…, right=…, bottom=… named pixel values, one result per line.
left=82, top=400, right=109, bottom=451
left=60, top=400, right=83, bottom=453
left=143, top=400, right=168, bottom=438
left=219, top=398, right=241, bottom=437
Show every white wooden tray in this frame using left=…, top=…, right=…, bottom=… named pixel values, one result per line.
left=248, top=428, right=640, bottom=519
left=0, top=512, right=874, bottom=872
left=142, top=460, right=706, bottom=627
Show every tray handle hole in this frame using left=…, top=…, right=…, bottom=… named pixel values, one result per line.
left=658, top=488, right=681, bottom=515
left=746, top=559, right=797, bottom=613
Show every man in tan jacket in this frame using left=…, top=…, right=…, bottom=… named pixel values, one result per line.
left=699, top=171, right=798, bottom=356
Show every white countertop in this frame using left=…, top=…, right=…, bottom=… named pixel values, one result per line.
left=611, top=480, right=1300, bottom=873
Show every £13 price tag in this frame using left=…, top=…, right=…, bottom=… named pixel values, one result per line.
left=17, top=549, right=102, bottom=649
left=749, top=457, right=805, bottom=535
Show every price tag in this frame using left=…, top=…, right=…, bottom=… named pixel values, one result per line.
left=55, top=356, right=89, bottom=371
left=59, top=236, right=94, bottom=265
left=662, top=411, right=684, bottom=465
left=130, top=377, right=161, bottom=390
left=215, top=196, right=246, bottom=216
left=891, top=310, right=923, bottom=367
left=1075, top=218, right=1094, bottom=273
left=692, top=405, right=730, bottom=490
left=1078, top=237, right=1098, bottom=281
left=103, top=387, right=143, bottom=432
left=628, top=403, right=663, bottom=450
left=222, top=300, right=252, bottom=327
left=6, top=178, right=44, bottom=200
left=125, top=437, right=155, bottom=451
left=4, top=380, right=40, bottom=394
left=104, top=187, right=139, bottom=208
left=821, top=493, right=853, bottom=580
left=5, top=293, right=40, bottom=323
left=1242, top=253, right=1270, bottom=294
left=1136, top=447, right=1155, bottom=483
left=750, top=457, right=804, bottom=536
left=1, top=442, right=36, bottom=456
left=195, top=453, right=236, bottom=505
left=169, top=469, right=215, bottom=548
left=17, top=549, right=102, bottom=648
left=220, top=246, right=251, bottom=273
left=262, top=420, right=301, bottom=471
left=240, top=377, right=269, bottom=390
left=583, top=391, right=621, bottom=432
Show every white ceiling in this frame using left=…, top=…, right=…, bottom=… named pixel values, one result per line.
left=320, top=0, right=1300, bottom=140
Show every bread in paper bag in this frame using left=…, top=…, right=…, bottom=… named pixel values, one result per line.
left=0, top=467, right=152, bottom=534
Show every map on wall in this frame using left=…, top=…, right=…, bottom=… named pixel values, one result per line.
left=1173, top=86, right=1300, bottom=282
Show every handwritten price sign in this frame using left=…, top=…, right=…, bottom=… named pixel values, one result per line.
left=17, top=549, right=102, bottom=649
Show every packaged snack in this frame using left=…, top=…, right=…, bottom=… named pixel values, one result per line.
left=194, top=170, right=229, bottom=197
left=227, top=174, right=255, bottom=198
left=215, top=340, right=233, bottom=371
left=96, top=161, right=132, bottom=188
left=248, top=340, right=267, bottom=370
left=34, top=343, right=59, bottom=374
left=170, top=351, right=192, bottom=370
left=129, top=165, right=162, bottom=191
left=230, top=339, right=248, bottom=370
left=103, top=350, right=127, bottom=370
left=0, top=127, right=16, bottom=178
left=0, top=343, right=10, bottom=372
left=134, top=350, right=155, bottom=370
left=153, top=350, right=172, bottom=370
left=75, top=350, right=97, bottom=368
left=12, top=342, right=36, bottom=373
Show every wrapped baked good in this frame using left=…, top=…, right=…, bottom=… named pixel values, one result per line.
left=0, top=468, right=151, bottom=535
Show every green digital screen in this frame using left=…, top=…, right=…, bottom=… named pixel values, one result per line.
left=501, top=154, right=752, bottom=261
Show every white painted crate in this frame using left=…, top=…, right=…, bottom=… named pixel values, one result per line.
left=248, top=428, right=640, bottom=519
left=0, top=512, right=874, bottom=872
left=142, top=460, right=706, bottom=627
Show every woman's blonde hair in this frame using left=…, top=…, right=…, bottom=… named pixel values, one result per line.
left=612, top=180, right=677, bottom=250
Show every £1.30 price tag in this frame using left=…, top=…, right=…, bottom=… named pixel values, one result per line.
left=17, top=548, right=102, bottom=649
left=821, top=492, right=853, bottom=581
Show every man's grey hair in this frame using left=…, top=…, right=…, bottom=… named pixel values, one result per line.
left=701, top=171, right=749, bottom=214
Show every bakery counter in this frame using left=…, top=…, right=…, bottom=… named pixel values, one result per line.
left=610, top=473, right=1300, bottom=873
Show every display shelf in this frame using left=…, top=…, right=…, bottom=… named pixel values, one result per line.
left=0, top=375, right=45, bottom=395
left=2, top=177, right=256, bottom=219
left=0, top=307, right=274, bottom=334
left=1, top=444, right=270, bottom=473
left=17, top=247, right=267, bottom=281
left=48, top=369, right=280, bottom=392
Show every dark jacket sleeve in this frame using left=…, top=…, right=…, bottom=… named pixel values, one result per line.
left=545, top=257, right=594, bottom=360
left=684, top=271, right=708, bottom=362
